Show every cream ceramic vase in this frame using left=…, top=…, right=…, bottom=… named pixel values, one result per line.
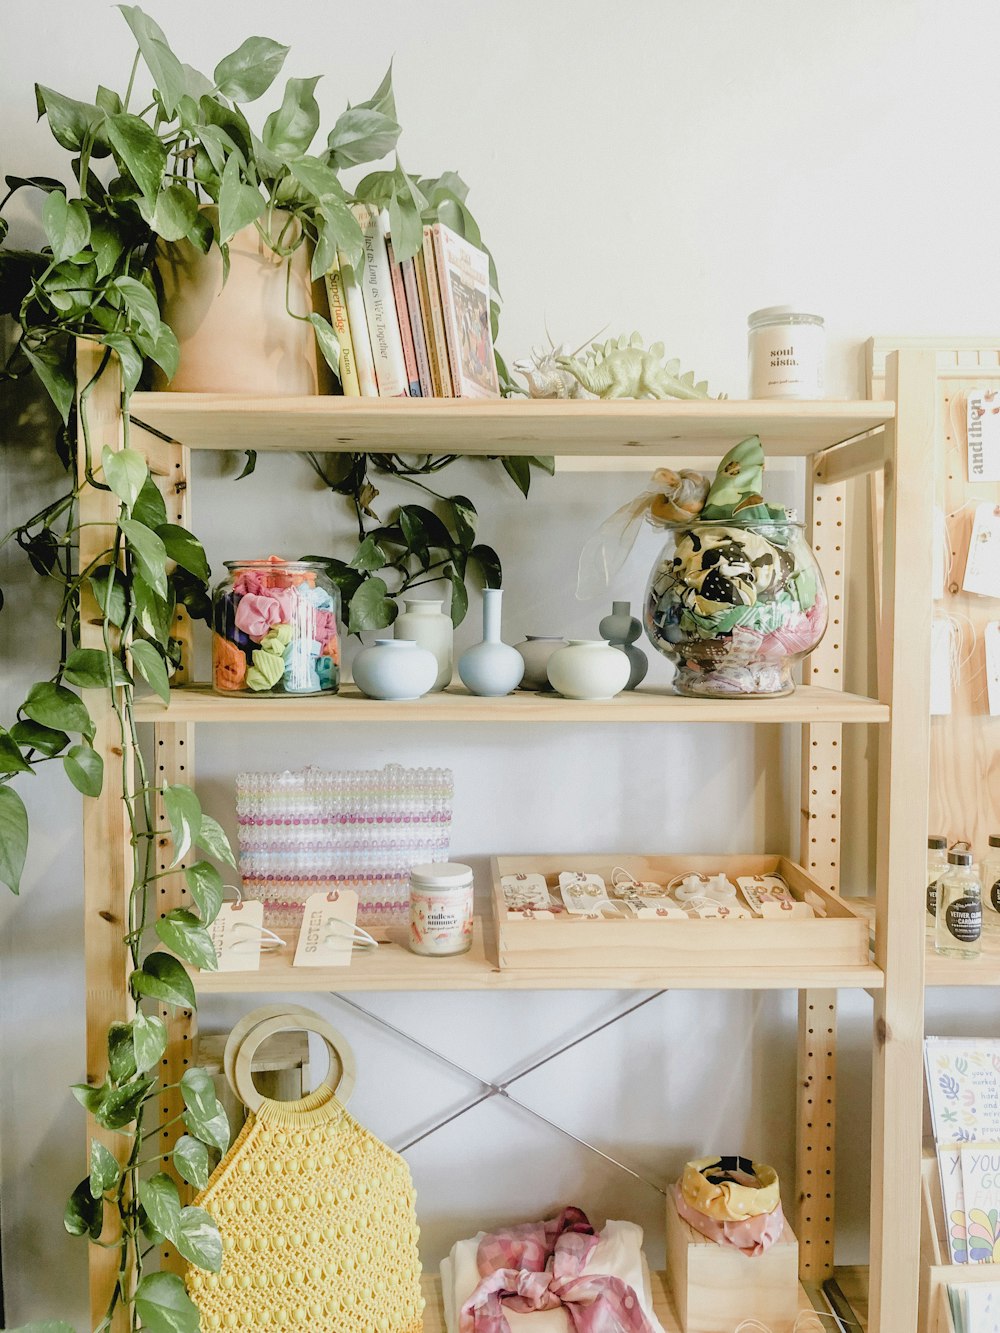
left=547, top=639, right=630, bottom=701
left=154, top=207, right=334, bottom=395
left=394, top=597, right=453, bottom=692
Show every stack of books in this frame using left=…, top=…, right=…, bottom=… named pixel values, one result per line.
left=325, top=206, right=500, bottom=399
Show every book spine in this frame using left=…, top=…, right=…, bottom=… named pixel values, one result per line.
left=324, top=256, right=360, bottom=397
left=415, top=250, right=444, bottom=397
left=422, top=226, right=454, bottom=397
left=402, top=257, right=433, bottom=397
left=432, top=223, right=463, bottom=398
left=353, top=204, right=409, bottom=398
left=338, top=253, right=378, bottom=397
left=386, top=238, right=421, bottom=397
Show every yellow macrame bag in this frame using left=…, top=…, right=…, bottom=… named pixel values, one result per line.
left=185, top=1005, right=424, bottom=1332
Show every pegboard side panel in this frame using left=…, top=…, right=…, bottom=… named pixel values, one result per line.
left=800, top=467, right=847, bottom=893
left=796, top=991, right=837, bottom=1280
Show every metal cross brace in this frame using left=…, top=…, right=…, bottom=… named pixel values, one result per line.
left=330, top=989, right=669, bottom=1196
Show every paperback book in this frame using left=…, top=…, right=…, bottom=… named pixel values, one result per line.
left=353, top=203, right=409, bottom=397
left=431, top=222, right=500, bottom=398
left=925, top=1038, right=1000, bottom=1265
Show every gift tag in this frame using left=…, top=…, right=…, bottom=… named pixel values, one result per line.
left=501, top=873, right=552, bottom=914
left=208, top=901, right=267, bottom=972
left=680, top=894, right=751, bottom=920
left=986, top=622, right=1000, bottom=717
left=293, top=890, right=360, bottom=967
left=558, top=872, right=613, bottom=915
left=967, top=388, right=1000, bottom=482
left=963, top=503, right=1000, bottom=598
left=630, top=900, right=688, bottom=919
left=738, top=875, right=815, bottom=919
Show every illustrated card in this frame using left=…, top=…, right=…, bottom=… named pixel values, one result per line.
left=960, top=1142, right=1000, bottom=1264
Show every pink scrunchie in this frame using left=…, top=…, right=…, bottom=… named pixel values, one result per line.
left=673, top=1185, right=785, bottom=1257
left=233, top=588, right=302, bottom=641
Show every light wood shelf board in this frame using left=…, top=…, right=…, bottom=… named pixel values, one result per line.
left=191, top=918, right=884, bottom=994
left=420, top=1270, right=822, bottom=1332
left=855, top=899, right=1000, bottom=987
left=128, top=393, right=895, bottom=458
left=134, top=682, right=890, bottom=725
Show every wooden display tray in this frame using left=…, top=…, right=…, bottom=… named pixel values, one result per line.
left=490, top=854, right=869, bottom=972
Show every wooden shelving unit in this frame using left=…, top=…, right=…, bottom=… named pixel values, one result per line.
left=192, top=919, right=885, bottom=995
left=134, top=681, right=890, bottom=725
left=78, top=354, right=936, bottom=1333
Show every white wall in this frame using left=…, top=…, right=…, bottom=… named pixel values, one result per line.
left=3, top=0, right=1000, bottom=1323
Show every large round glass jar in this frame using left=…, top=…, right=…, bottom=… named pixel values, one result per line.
left=212, top=557, right=340, bottom=696
left=644, top=517, right=827, bottom=698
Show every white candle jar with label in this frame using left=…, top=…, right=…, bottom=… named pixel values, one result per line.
left=408, top=862, right=474, bottom=956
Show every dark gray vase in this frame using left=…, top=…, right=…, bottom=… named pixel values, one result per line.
left=598, top=600, right=648, bottom=690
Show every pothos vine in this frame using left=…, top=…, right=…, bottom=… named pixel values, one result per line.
left=0, top=11, right=551, bottom=1328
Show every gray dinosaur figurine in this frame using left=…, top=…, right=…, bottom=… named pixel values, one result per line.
left=556, top=333, right=716, bottom=400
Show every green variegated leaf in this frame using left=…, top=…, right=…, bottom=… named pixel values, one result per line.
left=89, top=1140, right=120, bottom=1198
left=263, top=75, right=321, bottom=156
left=42, top=192, right=90, bottom=262
left=175, top=1205, right=223, bottom=1271
left=132, top=1011, right=168, bottom=1073
left=155, top=909, right=218, bottom=971
left=120, top=519, right=168, bottom=599
left=94, top=1074, right=154, bottom=1130
left=107, top=1021, right=137, bottom=1084
left=173, top=1134, right=210, bottom=1190
left=107, top=112, right=167, bottom=202
left=64, top=1178, right=103, bottom=1239
left=101, top=440, right=148, bottom=505
left=0, top=730, right=32, bottom=776
left=184, top=861, right=224, bottom=924
left=138, top=1173, right=181, bottom=1243
left=63, top=647, right=129, bottom=690
left=132, top=476, right=169, bottom=531
left=63, top=744, right=104, bottom=797
left=155, top=523, right=210, bottom=581
left=112, top=277, right=160, bottom=340
left=9, top=720, right=68, bottom=757
left=23, top=682, right=91, bottom=735
left=217, top=153, right=264, bottom=243
left=195, top=813, right=236, bottom=868
left=214, top=36, right=289, bottom=102
left=130, top=639, right=171, bottom=705
left=348, top=576, right=397, bottom=633
left=131, top=952, right=197, bottom=1010
left=134, top=1271, right=201, bottom=1333
left=162, top=782, right=202, bottom=865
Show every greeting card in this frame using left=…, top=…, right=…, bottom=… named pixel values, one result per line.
left=961, top=1142, right=1000, bottom=1265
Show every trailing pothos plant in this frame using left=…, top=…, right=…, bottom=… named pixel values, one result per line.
left=0, top=8, right=551, bottom=1331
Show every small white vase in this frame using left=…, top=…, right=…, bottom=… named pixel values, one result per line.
left=458, top=589, right=524, bottom=697
left=514, top=636, right=565, bottom=691
left=547, top=639, right=630, bottom=701
left=352, top=639, right=437, bottom=701
left=395, top=597, right=453, bottom=692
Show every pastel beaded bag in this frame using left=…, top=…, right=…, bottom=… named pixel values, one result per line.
left=185, top=1005, right=424, bottom=1332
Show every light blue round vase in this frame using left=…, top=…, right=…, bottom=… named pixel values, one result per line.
left=458, top=589, right=524, bottom=697
left=352, top=638, right=438, bottom=701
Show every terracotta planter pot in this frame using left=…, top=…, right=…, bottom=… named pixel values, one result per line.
left=154, top=207, right=334, bottom=395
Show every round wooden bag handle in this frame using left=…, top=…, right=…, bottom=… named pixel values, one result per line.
left=223, top=1003, right=321, bottom=1100
left=227, top=1008, right=357, bottom=1115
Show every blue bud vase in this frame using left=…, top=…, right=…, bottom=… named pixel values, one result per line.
left=458, top=589, right=524, bottom=696
left=599, top=599, right=648, bottom=690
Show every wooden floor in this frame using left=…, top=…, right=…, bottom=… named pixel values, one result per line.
left=422, top=1270, right=825, bottom=1332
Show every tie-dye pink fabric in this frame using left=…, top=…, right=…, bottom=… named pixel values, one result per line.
left=459, top=1207, right=657, bottom=1333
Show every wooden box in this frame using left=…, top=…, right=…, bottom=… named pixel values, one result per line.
left=665, top=1188, right=799, bottom=1333
left=490, top=854, right=868, bottom=972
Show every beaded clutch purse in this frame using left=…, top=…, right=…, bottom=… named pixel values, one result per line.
left=186, top=1007, right=424, bottom=1332
left=236, top=763, right=454, bottom=930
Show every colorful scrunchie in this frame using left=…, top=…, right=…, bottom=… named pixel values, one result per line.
left=459, top=1206, right=656, bottom=1333
left=673, top=1185, right=785, bottom=1257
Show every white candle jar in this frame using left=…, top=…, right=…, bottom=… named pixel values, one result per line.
left=747, top=307, right=825, bottom=399
left=408, top=862, right=474, bottom=956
